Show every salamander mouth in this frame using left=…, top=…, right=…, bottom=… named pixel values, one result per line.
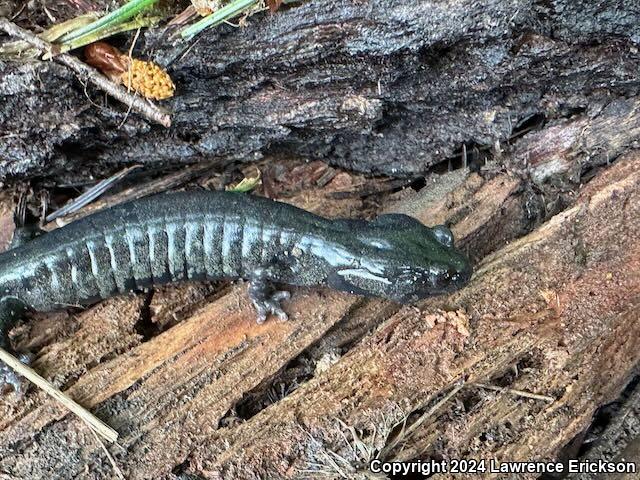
left=394, top=264, right=473, bottom=304
left=441, top=267, right=472, bottom=292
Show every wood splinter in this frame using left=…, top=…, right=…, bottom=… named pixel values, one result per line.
left=0, top=347, right=119, bottom=444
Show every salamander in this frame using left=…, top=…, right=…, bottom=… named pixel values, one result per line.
left=0, top=190, right=472, bottom=392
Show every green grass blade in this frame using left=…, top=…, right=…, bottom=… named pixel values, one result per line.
left=58, top=0, right=160, bottom=44
left=57, top=16, right=162, bottom=53
left=180, top=0, right=258, bottom=40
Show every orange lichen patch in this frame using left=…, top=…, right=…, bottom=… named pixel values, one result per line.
left=121, top=57, right=175, bottom=100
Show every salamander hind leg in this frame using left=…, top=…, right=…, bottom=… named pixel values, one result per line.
left=0, top=297, right=32, bottom=395
left=247, top=269, right=291, bottom=324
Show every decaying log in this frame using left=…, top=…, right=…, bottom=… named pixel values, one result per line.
left=183, top=152, right=640, bottom=479
left=0, top=141, right=637, bottom=478
left=1, top=2, right=640, bottom=476
left=1, top=0, right=640, bottom=182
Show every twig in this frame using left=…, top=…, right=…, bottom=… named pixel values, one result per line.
left=45, top=165, right=141, bottom=223
left=0, top=17, right=171, bottom=128
left=88, top=427, right=126, bottom=480
left=398, top=382, right=465, bottom=441
left=119, top=26, right=142, bottom=128
left=472, top=382, right=555, bottom=403
left=60, top=161, right=218, bottom=224
left=0, top=347, right=119, bottom=443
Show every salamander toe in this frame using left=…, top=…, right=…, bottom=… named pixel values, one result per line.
left=249, top=287, right=291, bottom=324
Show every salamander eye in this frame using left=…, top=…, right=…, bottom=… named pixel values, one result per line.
left=432, top=225, right=454, bottom=248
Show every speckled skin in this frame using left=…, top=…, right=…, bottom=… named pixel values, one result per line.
left=0, top=190, right=471, bottom=392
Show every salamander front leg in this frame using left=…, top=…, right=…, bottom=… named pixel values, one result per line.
left=0, top=297, right=32, bottom=395
left=247, top=269, right=291, bottom=324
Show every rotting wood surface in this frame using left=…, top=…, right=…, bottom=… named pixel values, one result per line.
left=182, top=153, right=640, bottom=480
left=0, top=2, right=638, bottom=478
left=0, top=141, right=638, bottom=479
left=0, top=12, right=640, bottom=472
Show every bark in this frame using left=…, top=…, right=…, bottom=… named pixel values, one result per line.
left=1, top=0, right=640, bottom=183
left=566, top=379, right=640, bottom=480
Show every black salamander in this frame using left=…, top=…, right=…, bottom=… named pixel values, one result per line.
left=0, top=191, right=471, bottom=392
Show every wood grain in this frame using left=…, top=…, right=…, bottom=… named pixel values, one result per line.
left=0, top=154, right=638, bottom=478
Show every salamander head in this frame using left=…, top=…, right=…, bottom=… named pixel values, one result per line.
left=328, top=214, right=472, bottom=303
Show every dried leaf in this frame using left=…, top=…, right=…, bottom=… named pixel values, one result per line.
left=191, top=0, right=222, bottom=16
left=85, top=42, right=127, bottom=75
left=227, top=170, right=262, bottom=192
